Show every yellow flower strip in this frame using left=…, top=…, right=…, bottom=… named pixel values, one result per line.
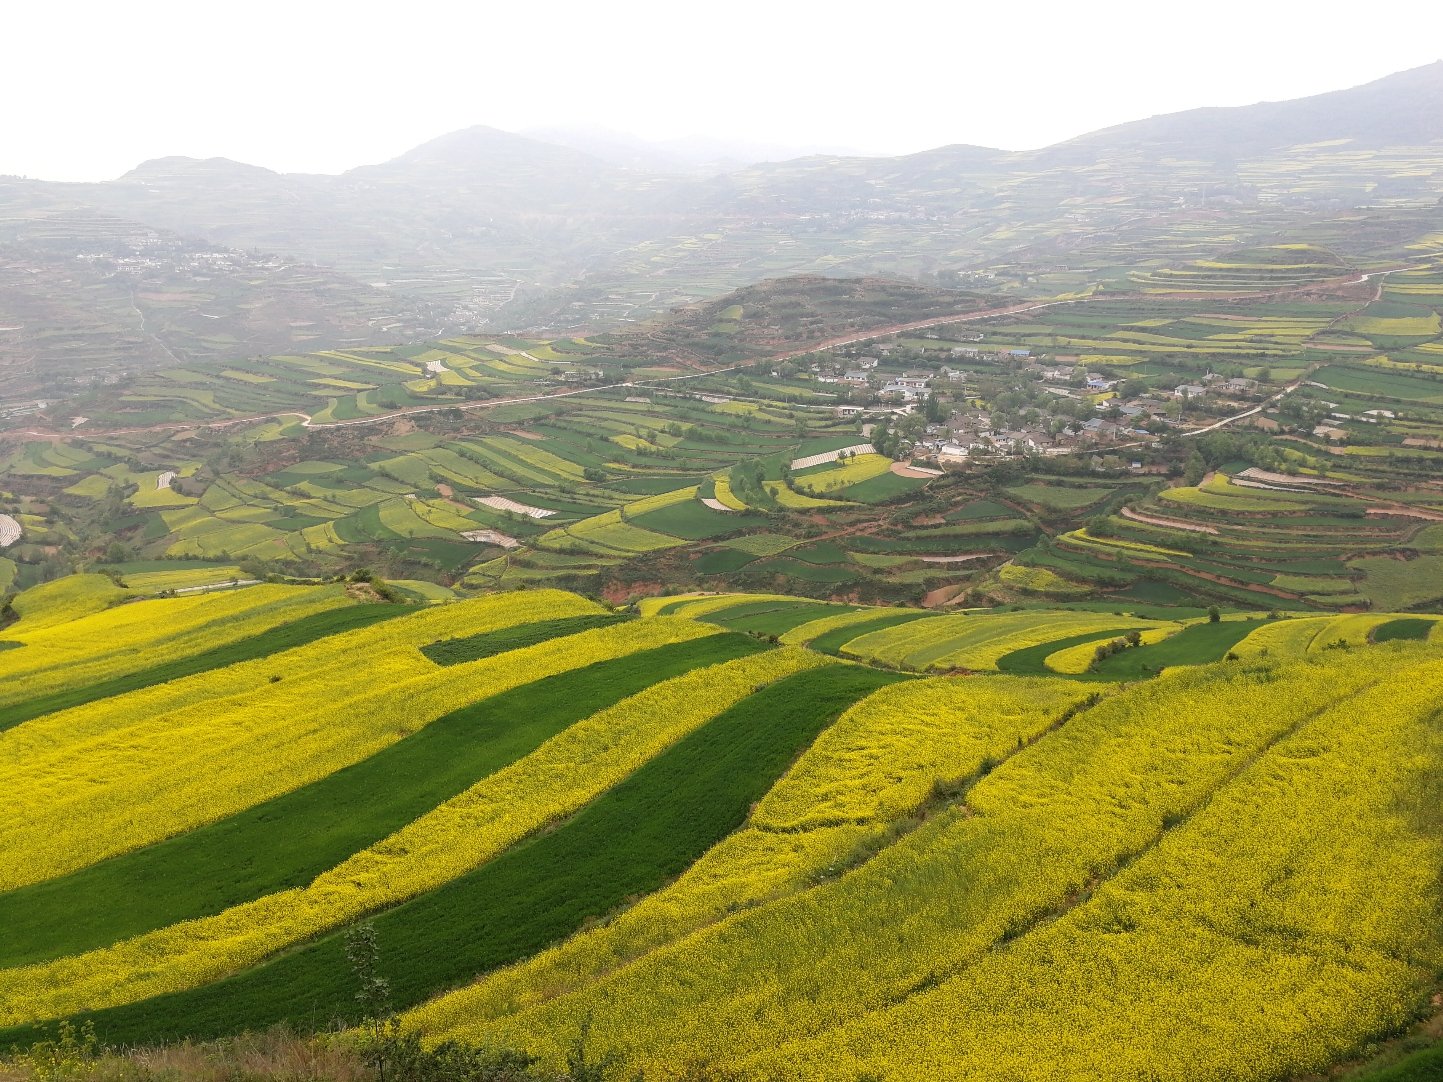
left=1312, top=613, right=1421, bottom=650
left=421, top=648, right=1413, bottom=1071
left=0, top=592, right=612, bottom=889
left=0, top=643, right=817, bottom=1027
left=0, top=589, right=600, bottom=772
left=777, top=606, right=923, bottom=647
left=5, top=573, right=132, bottom=632
left=1044, top=623, right=1184, bottom=674
left=0, top=583, right=352, bottom=710
left=1229, top=612, right=1430, bottom=661
left=842, top=610, right=1164, bottom=672
left=793, top=454, right=893, bottom=493
left=1232, top=615, right=1337, bottom=658
left=406, top=674, right=1095, bottom=1034
left=711, top=475, right=747, bottom=511
left=752, top=675, right=1096, bottom=830
left=635, top=593, right=709, bottom=616
left=668, top=593, right=806, bottom=621
left=762, top=657, right=1443, bottom=1080
left=764, top=480, right=847, bottom=509
left=621, top=486, right=697, bottom=515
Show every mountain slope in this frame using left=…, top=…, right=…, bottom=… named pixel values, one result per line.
left=1054, top=61, right=1443, bottom=159
left=3, top=62, right=1443, bottom=378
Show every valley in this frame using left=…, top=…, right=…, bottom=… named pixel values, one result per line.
left=3, top=53, right=1443, bottom=1082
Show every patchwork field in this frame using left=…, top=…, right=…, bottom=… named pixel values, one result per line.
left=8, top=68, right=1443, bottom=1082
left=3, top=242, right=1443, bottom=619
left=0, top=576, right=1437, bottom=1082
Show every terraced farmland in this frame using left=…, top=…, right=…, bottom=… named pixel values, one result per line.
left=0, top=574, right=1438, bottom=1080
left=5, top=246, right=1443, bottom=618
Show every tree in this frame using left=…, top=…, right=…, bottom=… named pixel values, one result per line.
left=345, top=921, right=398, bottom=1081
left=924, top=393, right=945, bottom=424
left=1208, top=606, right=1221, bottom=623
left=1182, top=450, right=1207, bottom=486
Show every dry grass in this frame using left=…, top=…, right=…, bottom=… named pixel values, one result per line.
left=0, top=1028, right=373, bottom=1082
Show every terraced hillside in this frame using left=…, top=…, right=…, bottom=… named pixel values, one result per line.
left=0, top=383, right=1029, bottom=605
left=3, top=238, right=1442, bottom=613
left=0, top=576, right=1439, bottom=1080
left=1027, top=464, right=1443, bottom=612
left=642, top=590, right=1443, bottom=676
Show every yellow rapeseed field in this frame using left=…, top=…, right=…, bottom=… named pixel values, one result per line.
left=751, top=675, right=1096, bottom=830
left=0, top=582, right=353, bottom=710
left=0, top=592, right=639, bottom=889
left=0, top=645, right=822, bottom=1027
left=841, top=610, right=1164, bottom=671
left=647, top=593, right=804, bottom=620
left=408, top=674, right=1098, bottom=1035
left=5, top=573, right=132, bottom=631
left=757, top=655, right=1443, bottom=1080
left=1044, top=623, right=1181, bottom=673
left=1232, top=613, right=1443, bottom=659
left=418, top=648, right=1422, bottom=1073
left=776, top=605, right=912, bottom=645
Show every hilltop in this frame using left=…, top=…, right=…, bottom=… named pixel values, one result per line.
left=596, top=275, right=998, bottom=365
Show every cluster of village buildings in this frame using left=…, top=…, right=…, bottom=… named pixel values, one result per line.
left=802, top=338, right=1267, bottom=462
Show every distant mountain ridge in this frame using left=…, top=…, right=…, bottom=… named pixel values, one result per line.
left=519, top=126, right=869, bottom=176
left=1054, top=61, right=1443, bottom=159
left=108, top=61, right=1443, bottom=186
left=2, top=60, right=1442, bottom=386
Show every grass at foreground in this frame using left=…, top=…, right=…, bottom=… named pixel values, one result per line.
left=1353, top=1043, right=1443, bottom=1081
left=0, top=635, right=760, bottom=968
left=1, top=1029, right=375, bottom=1082
left=7, top=663, right=902, bottom=1046
left=2, top=1023, right=1438, bottom=1082
left=0, top=1026, right=581, bottom=1082
left=0, top=604, right=406, bottom=733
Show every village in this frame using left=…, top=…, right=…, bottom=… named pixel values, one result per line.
left=791, top=332, right=1273, bottom=464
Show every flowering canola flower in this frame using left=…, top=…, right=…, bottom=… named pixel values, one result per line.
left=415, top=647, right=1443, bottom=1080
left=0, top=643, right=819, bottom=1026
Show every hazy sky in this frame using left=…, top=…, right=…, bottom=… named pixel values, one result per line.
left=6, top=0, right=1441, bottom=181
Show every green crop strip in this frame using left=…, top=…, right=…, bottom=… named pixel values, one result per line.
left=0, top=634, right=761, bottom=967
left=994, top=627, right=1141, bottom=678
left=806, top=611, right=935, bottom=654
left=1090, top=620, right=1259, bottom=679
left=31, top=663, right=902, bottom=1045
left=1348, top=1041, right=1443, bottom=1082
left=419, top=613, right=632, bottom=665
left=1371, top=617, right=1437, bottom=643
